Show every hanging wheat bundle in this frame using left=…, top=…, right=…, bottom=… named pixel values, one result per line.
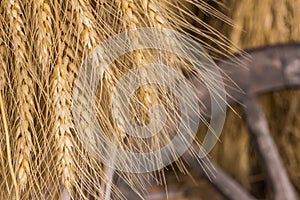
left=0, top=0, right=238, bottom=199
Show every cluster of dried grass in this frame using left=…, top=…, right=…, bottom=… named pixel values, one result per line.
left=0, top=0, right=234, bottom=199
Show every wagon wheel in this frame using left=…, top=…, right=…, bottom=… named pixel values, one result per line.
left=118, top=42, right=300, bottom=200
left=183, top=42, right=300, bottom=200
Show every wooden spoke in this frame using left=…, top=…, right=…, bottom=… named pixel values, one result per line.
left=243, top=97, right=297, bottom=200
left=183, top=145, right=256, bottom=200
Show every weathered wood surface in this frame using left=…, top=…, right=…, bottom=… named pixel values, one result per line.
left=190, top=42, right=300, bottom=117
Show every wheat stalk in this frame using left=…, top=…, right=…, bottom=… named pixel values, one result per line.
left=0, top=18, right=19, bottom=199
left=0, top=93, right=19, bottom=200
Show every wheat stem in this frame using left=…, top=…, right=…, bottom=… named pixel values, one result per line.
left=104, top=145, right=117, bottom=200
left=0, top=93, right=19, bottom=200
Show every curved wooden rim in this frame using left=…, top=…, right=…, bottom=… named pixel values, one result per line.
left=189, top=42, right=300, bottom=117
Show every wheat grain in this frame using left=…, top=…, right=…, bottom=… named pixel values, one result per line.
left=0, top=45, right=6, bottom=90
left=147, top=1, right=165, bottom=28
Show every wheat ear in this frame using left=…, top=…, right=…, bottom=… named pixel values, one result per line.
left=97, top=1, right=164, bottom=197
left=51, top=56, right=75, bottom=193
left=68, top=1, right=116, bottom=198
left=68, top=1, right=128, bottom=199
left=52, top=0, right=102, bottom=197
left=70, top=0, right=98, bottom=51
left=51, top=3, right=76, bottom=194
left=51, top=3, right=76, bottom=196
left=5, top=0, right=36, bottom=192
left=35, top=0, right=53, bottom=81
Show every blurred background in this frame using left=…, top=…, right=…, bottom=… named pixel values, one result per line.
left=143, top=0, right=300, bottom=199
